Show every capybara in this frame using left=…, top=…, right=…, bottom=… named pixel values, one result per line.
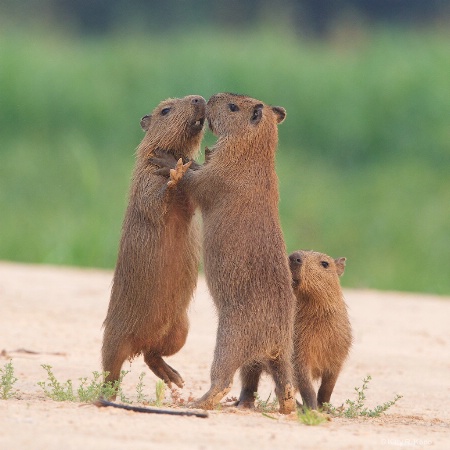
left=152, top=93, right=296, bottom=413
left=290, top=250, right=352, bottom=409
left=102, top=95, right=206, bottom=393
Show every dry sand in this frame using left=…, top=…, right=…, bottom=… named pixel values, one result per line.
left=0, top=262, right=449, bottom=449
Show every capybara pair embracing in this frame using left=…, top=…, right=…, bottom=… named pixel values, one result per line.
left=101, top=92, right=351, bottom=413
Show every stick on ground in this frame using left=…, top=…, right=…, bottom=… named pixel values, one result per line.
left=93, top=398, right=208, bottom=418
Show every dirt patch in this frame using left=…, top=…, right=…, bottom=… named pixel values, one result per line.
left=1, top=262, right=449, bottom=449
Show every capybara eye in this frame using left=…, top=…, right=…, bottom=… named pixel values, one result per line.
left=228, top=103, right=239, bottom=112
left=296, top=258, right=301, bottom=263
left=161, top=108, right=171, bottom=116
left=321, top=261, right=329, bottom=269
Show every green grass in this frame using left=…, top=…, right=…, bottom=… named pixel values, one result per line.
left=135, top=372, right=149, bottom=404
left=154, top=380, right=166, bottom=407
left=36, top=365, right=171, bottom=405
left=279, top=156, right=450, bottom=294
left=37, top=365, right=129, bottom=402
left=0, top=25, right=449, bottom=294
left=0, top=360, right=18, bottom=399
left=297, top=408, right=329, bottom=426
left=254, top=391, right=279, bottom=414
left=323, top=375, right=402, bottom=418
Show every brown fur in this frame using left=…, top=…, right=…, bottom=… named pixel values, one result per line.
left=153, top=93, right=297, bottom=413
left=290, top=250, right=352, bottom=409
left=101, top=95, right=206, bottom=392
left=238, top=250, right=352, bottom=411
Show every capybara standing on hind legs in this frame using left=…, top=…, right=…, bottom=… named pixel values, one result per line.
left=102, top=95, right=206, bottom=393
left=152, top=93, right=296, bottom=414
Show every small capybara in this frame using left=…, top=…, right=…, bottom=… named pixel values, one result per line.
left=101, top=95, right=206, bottom=392
left=152, top=93, right=296, bottom=414
left=291, top=250, right=351, bottom=409
left=238, top=250, right=352, bottom=410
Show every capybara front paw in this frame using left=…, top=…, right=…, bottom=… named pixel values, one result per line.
left=168, top=158, right=192, bottom=188
left=149, top=149, right=178, bottom=174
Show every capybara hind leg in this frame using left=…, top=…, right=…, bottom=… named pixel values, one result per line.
left=191, top=348, right=238, bottom=410
left=160, top=314, right=189, bottom=357
left=101, top=335, right=132, bottom=399
left=237, top=362, right=263, bottom=409
left=191, top=381, right=233, bottom=410
left=296, top=368, right=318, bottom=410
left=143, top=317, right=188, bottom=389
left=266, top=355, right=295, bottom=414
left=317, top=370, right=339, bottom=408
left=144, top=352, right=184, bottom=389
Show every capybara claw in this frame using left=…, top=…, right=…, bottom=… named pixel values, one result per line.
left=168, top=158, right=192, bottom=188
left=147, top=357, right=184, bottom=389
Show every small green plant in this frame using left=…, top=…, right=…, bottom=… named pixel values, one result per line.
left=255, top=392, right=279, bottom=412
left=37, top=365, right=129, bottom=402
left=154, top=380, right=166, bottom=407
left=0, top=360, right=18, bottom=399
left=77, top=370, right=127, bottom=402
left=323, top=375, right=402, bottom=418
left=135, top=372, right=149, bottom=403
left=254, top=392, right=279, bottom=415
left=37, top=364, right=75, bottom=401
left=297, top=407, right=329, bottom=426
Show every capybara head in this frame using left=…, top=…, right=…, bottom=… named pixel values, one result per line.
left=206, top=93, right=286, bottom=139
left=289, top=250, right=346, bottom=296
left=140, top=95, right=206, bottom=158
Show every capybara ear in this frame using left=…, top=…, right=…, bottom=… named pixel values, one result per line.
left=272, top=106, right=286, bottom=124
left=335, top=257, right=347, bottom=277
left=140, top=114, right=152, bottom=131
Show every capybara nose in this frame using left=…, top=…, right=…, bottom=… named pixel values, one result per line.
left=289, top=252, right=302, bottom=265
left=191, top=96, right=206, bottom=105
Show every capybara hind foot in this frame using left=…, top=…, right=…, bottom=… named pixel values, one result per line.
left=191, top=383, right=232, bottom=410
left=236, top=390, right=256, bottom=409
left=278, top=383, right=296, bottom=414
left=168, top=158, right=192, bottom=188
left=145, top=354, right=184, bottom=389
left=236, top=399, right=255, bottom=410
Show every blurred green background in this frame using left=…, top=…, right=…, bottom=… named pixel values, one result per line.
left=0, top=1, right=449, bottom=295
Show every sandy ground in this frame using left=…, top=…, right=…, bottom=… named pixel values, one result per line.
left=0, top=262, right=449, bottom=450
